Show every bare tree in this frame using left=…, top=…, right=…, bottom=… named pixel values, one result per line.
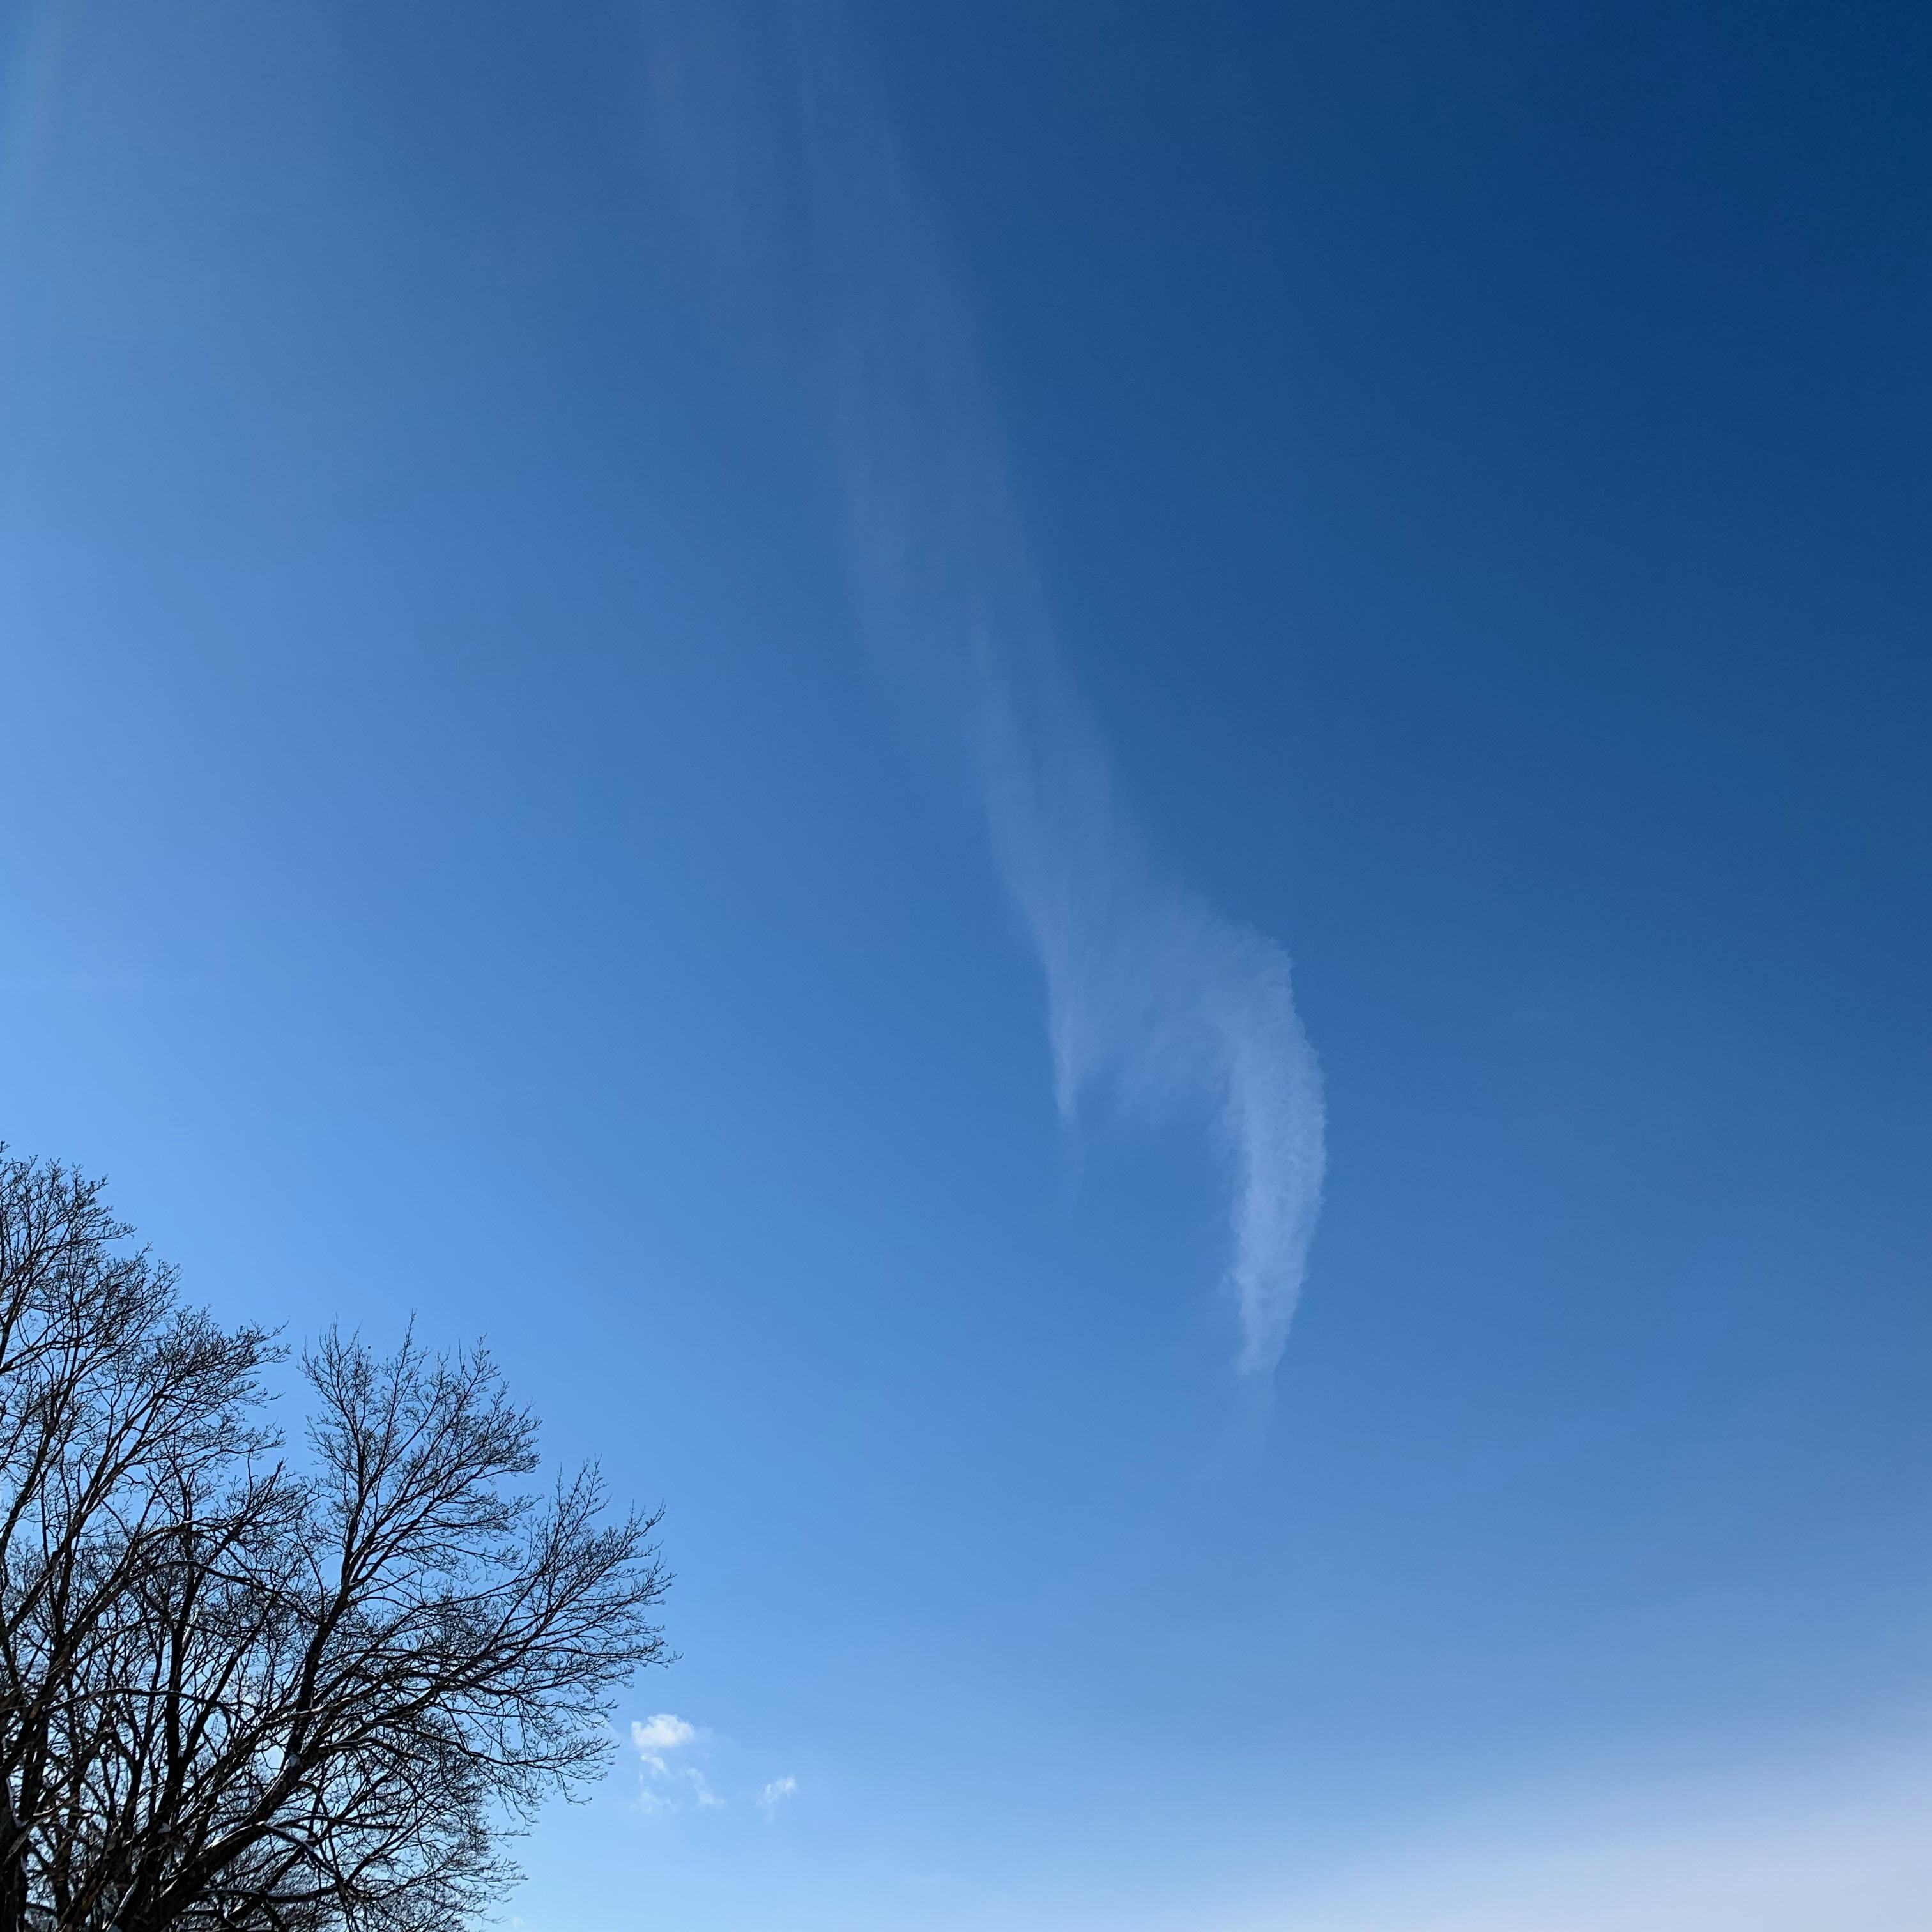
left=0, top=1151, right=671, bottom=1931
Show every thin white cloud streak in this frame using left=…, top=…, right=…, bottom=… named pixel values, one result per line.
left=1244, top=1740, right=1932, bottom=1932
left=642, top=1, right=1324, bottom=1382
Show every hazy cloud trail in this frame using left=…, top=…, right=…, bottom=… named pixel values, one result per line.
left=643, top=1, right=1324, bottom=1384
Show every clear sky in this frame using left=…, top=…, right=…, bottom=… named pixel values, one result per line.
left=4, top=4, right=1931, bottom=1928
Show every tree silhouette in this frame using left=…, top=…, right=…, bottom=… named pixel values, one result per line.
left=0, top=1151, right=670, bottom=1931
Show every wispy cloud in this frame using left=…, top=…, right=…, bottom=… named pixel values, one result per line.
left=643, top=1, right=1325, bottom=1386
left=757, top=1774, right=799, bottom=1814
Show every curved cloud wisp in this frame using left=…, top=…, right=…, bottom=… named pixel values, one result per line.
left=642, top=1, right=1324, bottom=1385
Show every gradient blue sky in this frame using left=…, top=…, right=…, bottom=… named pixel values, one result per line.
left=4, top=4, right=1931, bottom=1928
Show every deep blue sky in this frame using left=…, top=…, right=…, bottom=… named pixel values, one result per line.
left=3, top=4, right=1930, bottom=1927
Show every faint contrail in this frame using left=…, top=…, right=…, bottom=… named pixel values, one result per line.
left=642, top=0, right=1324, bottom=1386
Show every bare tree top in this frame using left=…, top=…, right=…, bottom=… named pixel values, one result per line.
left=0, top=1149, right=672, bottom=1932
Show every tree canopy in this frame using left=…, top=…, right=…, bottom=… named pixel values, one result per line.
left=0, top=1151, right=670, bottom=1931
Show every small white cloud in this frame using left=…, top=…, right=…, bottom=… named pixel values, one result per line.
left=631, top=1713, right=696, bottom=1763
left=631, top=1714, right=726, bottom=1811
left=758, top=1775, right=799, bottom=1813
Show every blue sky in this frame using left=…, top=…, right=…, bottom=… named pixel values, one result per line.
left=3, top=3, right=1931, bottom=1927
